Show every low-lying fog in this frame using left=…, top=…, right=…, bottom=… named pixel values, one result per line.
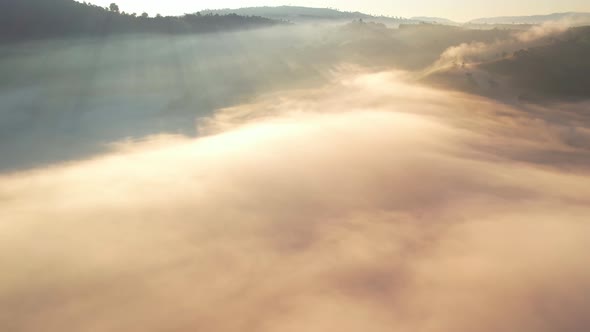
left=1, top=22, right=590, bottom=332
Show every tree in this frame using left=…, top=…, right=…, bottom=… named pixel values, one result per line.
left=109, top=3, right=119, bottom=13
left=141, top=12, right=149, bottom=18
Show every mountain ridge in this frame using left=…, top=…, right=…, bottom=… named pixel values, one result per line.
left=201, top=6, right=417, bottom=25
left=469, top=11, right=590, bottom=24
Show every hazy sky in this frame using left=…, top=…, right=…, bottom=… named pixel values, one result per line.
left=83, top=0, right=590, bottom=21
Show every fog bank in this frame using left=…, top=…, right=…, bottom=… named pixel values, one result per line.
left=2, top=70, right=589, bottom=331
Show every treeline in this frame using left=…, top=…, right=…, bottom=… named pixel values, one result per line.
left=202, top=6, right=414, bottom=25
left=0, top=0, right=282, bottom=42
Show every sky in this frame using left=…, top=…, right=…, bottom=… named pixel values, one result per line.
left=82, top=0, right=590, bottom=22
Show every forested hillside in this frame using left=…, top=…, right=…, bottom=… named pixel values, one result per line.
left=483, top=26, right=590, bottom=98
left=202, top=6, right=414, bottom=25
left=0, top=0, right=281, bottom=42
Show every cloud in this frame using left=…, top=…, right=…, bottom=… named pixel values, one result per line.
left=1, top=70, right=589, bottom=332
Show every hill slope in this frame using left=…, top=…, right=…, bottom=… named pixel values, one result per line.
left=469, top=12, right=590, bottom=25
left=411, top=17, right=460, bottom=25
left=202, top=6, right=419, bottom=25
left=482, top=26, right=590, bottom=99
left=424, top=26, right=590, bottom=100
left=0, top=0, right=281, bottom=42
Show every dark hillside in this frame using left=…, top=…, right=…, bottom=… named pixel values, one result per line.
left=483, top=26, right=590, bottom=98
left=202, top=6, right=414, bottom=25
left=0, top=0, right=281, bottom=42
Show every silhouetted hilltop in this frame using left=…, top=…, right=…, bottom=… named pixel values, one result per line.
left=411, top=17, right=460, bottom=25
left=0, top=0, right=282, bottom=42
left=204, top=6, right=372, bottom=20
left=202, top=6, right=419, bottom=26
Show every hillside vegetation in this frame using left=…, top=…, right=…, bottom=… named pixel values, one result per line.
left=483, top=26, right=590, bottom=98
left=0, top=0, right=281, bottom=42
left=202, top=6, right=414, bottom=25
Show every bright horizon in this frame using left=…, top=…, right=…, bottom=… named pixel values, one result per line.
left=81, top=0, right=590, bottom=22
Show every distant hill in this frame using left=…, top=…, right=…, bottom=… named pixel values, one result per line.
left=332, top=22, right=515, bottom=70
left=411, top=17, right=459, bottom=25
left=0, top=0, right=281, bottom=42
left=202, top=6, right=419, bottom=26
left=203, top=6, right=371, bottom=20
left=463, top=23, right=536, bottom=30
left=469, top=12, right=590, bottom=25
